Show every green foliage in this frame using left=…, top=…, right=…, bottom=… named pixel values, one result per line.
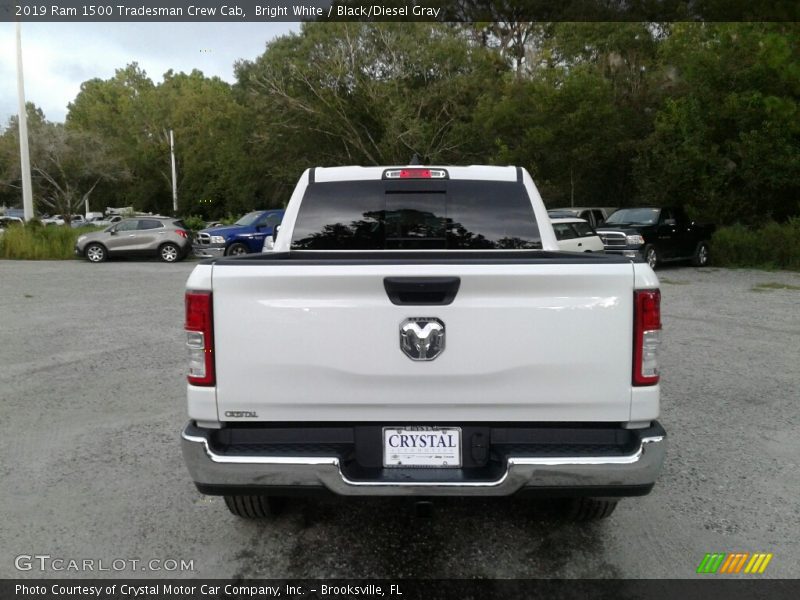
left=182, top=215, right=207, bottom=232
left=66, top=64, right=264, bottom=218
left=0, top=23, right=797, bottom=232
left=1, top=103, right=126, bottom=218
left=711, top=218, right=800, bottom=270
left=636, top=23, right=800, bottom=225
left=0, top=224, right=100, bottom=260
left=235, top=22, right=503, bottom=182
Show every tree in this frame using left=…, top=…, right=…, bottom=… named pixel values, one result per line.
left=636, top=23, right=800, bottom=224
left=1, top=103, right=126, bottom=219
left=0, top=104, right=46, bottom=209
left=30, top=124, right=128, bottom=220
left=474, top=23, right=665, bottom=207
left=67, top=64, right=164, bottom=213
left=144, top=69, right=259, bottom=216
left=67, top=64, right=258, bottom=217
left=235, top=22, right=503, bottom=184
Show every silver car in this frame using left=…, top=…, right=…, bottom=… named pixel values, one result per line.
left=75, top=217, right=192, bottom=263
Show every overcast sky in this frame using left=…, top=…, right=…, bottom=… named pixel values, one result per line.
left=0, top=22, right=299, bottom=126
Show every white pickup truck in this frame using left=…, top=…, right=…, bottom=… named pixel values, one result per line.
left=181, top=165, right=666, bottom=521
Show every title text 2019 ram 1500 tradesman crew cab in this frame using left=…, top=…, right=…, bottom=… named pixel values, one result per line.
left=181, top=166, right=666, bottom=521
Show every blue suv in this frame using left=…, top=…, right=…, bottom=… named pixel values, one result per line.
left=193, top=210, right=284, bottom=257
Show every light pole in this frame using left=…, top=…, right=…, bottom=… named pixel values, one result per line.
left=170, top=129, right=178, bottom=215
left=15, top=21, right=35, bottom=221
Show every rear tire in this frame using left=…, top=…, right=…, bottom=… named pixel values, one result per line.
left=691, top=241, right=710, bottom=267
left=226, top=243, right=248, bottom=256
left=565, top=497, right=618, bottom=521
left=223, top=495, right=285, bottom=519
left=159, top=243, right=181, bottom=263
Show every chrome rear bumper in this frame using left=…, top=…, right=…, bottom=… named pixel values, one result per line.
left=181, top=422, right=666, bottom=497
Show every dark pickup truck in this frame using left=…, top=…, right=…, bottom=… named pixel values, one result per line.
left=596, top=207, right=715, bottom=269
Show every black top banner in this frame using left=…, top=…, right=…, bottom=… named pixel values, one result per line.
left=1, top=0, right=799, bottom=22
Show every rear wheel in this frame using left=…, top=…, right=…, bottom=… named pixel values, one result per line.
left=226, top=243, right=248, bottom=256
left=691, top=241, right=710, bottom=267
left=566, top=497, right=618, bottom=521
left=159, top=243, right=180, bottom=263
left=223, top=495, right=285, bottom=519
left=643, top=245, right=658, bottom=269
left=85, top=243, right=106, bottom=263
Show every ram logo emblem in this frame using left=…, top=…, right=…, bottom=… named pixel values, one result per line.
left=400, top=318, right=445, bottom=361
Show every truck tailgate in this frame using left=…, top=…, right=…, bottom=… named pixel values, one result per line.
left=212, top=261, right=635, bottom=422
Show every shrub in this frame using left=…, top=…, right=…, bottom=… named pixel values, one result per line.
left=180, top=214, right=241, bottom=231
left=0, top=224, right=102, bottom=260
left=182, top=215, right=207, bottom=232
left=712, top=218, right=800, bottom=270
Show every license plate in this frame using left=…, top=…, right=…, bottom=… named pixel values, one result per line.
left=383, top=427, right=461, bottom=468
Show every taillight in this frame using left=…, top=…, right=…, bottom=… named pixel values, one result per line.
left=175, top=229, right=188, bottom=239
left=633, top=289, right=661, bottom=386
left=185, top=291, right=215, bottom=386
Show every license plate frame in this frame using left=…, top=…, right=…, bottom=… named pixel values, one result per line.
left=382, top=426, right=462, bottom=468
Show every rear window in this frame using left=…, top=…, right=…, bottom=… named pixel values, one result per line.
left=572, top=222, right=596, bottom=237
left=291, top=180, right=541, bottom=250
left=552, top=223, right=577, bottom=241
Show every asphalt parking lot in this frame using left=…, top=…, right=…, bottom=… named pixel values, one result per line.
left=0, top=259, right=798, bottom=579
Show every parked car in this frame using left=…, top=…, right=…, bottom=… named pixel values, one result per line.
left=596, top=206, right=715, bottom=269
left=41, top=215, right=65, bottom=226
left=551, top=217, right=605, bottom=252
left=41, top=214, right=85, bottom=226
left=547, top=207, right=617, bottom=229
left=193, top=209, right=284, bottom=257
left=87, top=215, right=123, bottom=227
left=75, top=217, right=192, bottom=263
left=0, top=215, right=24, bottom=235
left=69, top=215, right=87, bottom=228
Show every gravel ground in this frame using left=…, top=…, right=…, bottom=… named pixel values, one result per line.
left=0, top=259, right=798, bottom=579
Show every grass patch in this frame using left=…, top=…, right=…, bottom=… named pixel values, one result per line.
left=712, top=218, right=800, bottom=271
left=0, top=222, right=103, bottom=260
left=752, top=282, right=800, bottom=291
